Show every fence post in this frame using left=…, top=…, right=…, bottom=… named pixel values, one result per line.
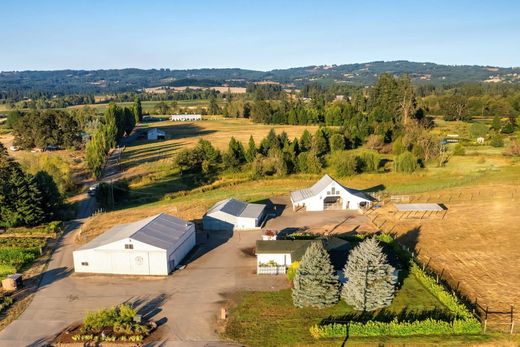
left=511, top=305, right=514, bottom=334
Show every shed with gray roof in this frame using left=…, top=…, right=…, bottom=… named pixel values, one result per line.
left=203, top=198, right=266, bottom=231
left=73, top=213, right=195, bottom=275
left=290, top=174, right=373, bottom=211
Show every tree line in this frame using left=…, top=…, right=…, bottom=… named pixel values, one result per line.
left=0, top=143, right=62, bottom=227
left=85, top=99, right=142, bottom=177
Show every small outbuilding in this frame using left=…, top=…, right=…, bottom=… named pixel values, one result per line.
left=203, top=198, right=266, bottom=231
left=147, top=128, right=166, bottom=140
left=73, top=213, right=195, bottom=276
left=255, top=237, right=351, bottom=274
left=290, top=174, right=373, bottom=211
left=170, top=114, right=202, bottom=122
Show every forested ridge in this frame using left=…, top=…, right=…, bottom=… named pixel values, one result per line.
left=1, top=61, right=519, bottom=99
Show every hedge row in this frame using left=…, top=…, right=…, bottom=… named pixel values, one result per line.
left=310, top=318, right=481, bottom=338
left=310, top=244, right=481, bottom=339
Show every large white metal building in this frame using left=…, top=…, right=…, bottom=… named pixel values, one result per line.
left=73, top=213, right=196, bottom=276
left=290, top=174, right=373, bottom=211
left=203, top=198, right=266, bottom=231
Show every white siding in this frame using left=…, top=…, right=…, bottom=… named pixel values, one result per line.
left=256, top=253, right=292, bottom=266
left=296, top=181, right=370, bottom=211
left=203, top=211, right=261, bottom=231
left=73, top=225, right=196, bottom=276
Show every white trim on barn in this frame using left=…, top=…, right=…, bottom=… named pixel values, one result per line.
left=73, top=214, right=195, bottom=276
left=203, top=198, right=266, bottom=231
left=147, top=128, right=166, bottom=140
left=170, top=114, right=202, bottom=122
left=290, top=174, right=373, bottom=211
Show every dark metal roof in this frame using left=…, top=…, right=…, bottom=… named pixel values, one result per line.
left=206, top=198, right=266, bottom=218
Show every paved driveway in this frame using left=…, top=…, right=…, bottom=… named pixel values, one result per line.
left=0, top=225, right=287, bottom=346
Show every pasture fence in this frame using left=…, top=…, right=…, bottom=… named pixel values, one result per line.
left=364, top=206, right=516, bottom=333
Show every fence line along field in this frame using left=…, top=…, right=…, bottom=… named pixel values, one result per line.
left=366, top=183, right=520, bottom=329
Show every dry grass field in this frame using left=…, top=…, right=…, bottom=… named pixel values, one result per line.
left=121, top=118, right=319, bottom=178
left=370, top=183, right=520, bottom=326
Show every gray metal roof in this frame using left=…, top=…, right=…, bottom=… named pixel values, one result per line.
left=77, top=213, right=192, bottom=251
left=395, top=203, right=444, bottom=212
left=290, top=174, right=373, bottom=203
left=206, top=198, right=265, bottom=219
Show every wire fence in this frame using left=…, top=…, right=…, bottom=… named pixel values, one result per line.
left=364, top=205, right=517, bottom=333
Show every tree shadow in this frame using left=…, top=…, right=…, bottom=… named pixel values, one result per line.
left=125, top=293, right=170, bottom=322
left=321, top=306, right=456, bottom=326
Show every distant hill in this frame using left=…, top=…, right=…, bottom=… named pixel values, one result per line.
left=1, top=61, right=519, bottom=95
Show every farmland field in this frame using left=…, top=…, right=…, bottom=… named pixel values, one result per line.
left=121, top=118, right=319, bottom=179
left=369, top=182, right=520, bottom=329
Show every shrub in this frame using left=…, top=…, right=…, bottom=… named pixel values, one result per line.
left=286, top=261, right=300, bottom=281
left=505, top=139, right=520, bottom=156
left=393, top=151, right=418, bottom=173
left=358, top=151, right=380, bottom=172
left=489, top=133, right=504, bottom=147
left=310, top=318, right=481, bottom=338
left=452, top=143, right=465, bottom=156
left=329, top=151, right=360, bottom=177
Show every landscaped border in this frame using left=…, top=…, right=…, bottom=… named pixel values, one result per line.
left=309, top=234, right=482, bottom=338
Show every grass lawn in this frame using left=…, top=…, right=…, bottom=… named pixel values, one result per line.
left=223, top=272, right=480, bottom=346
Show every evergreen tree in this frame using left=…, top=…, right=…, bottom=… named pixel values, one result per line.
left=312, top=129, right=329, bottom=157
left=208, top=94, right=220, bottom=115
left=329, top=133, right=346, bottom=152
left=292, top=241, right=340, bottom=308
left=123, top=107, right=136, bottom=136
left=224, top=137, right=246, bottom=170
left=341, top=237, right=396, bottom=311
left=491, top=114, right=501, bottom=132
left=300, top=129, right=312, bottom=152
left=34, top=171, right=63, bottom=219
left=133, top=97, right=143, bottom=123
left=245, top=135, right=257, bottom=163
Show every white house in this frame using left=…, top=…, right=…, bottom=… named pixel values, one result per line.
left=290, top=174, right=373, bottom=211
left=73, top=213, right=196, bottom=276
left=255, top=237, right=351, bottom=275
left=147, top=128, right=166, bottom=140
left=170, top=114, right=202, bottom=122
left=203, top=198, right=266, bottom=231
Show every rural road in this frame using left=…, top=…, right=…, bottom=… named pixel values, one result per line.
left=0, top=128, right=286, bottom=346
left=0, top=225, right=283, bottom=346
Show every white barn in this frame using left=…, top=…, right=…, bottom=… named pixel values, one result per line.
left=73, top=214, right=196, bottom=276
left=147, top=128, right=166, bottom=140
left=203, top=198, right=266, bottom=231
left=170, top=114, right=202, bottom=122
left=290, top=174, right=373, bottom=211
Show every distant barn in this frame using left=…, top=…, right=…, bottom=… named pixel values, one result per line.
left=170, top=114, right=202, bottom=122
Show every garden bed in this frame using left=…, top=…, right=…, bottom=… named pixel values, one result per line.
left=54, top=305, right=157, bottom=346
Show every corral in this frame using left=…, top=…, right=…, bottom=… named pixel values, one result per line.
left=366, top=184, right=520, bottom=330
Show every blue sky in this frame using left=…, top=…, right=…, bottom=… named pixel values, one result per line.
left=1, top=0, right=519, bottom=71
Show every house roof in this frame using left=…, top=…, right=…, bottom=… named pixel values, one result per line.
left=290, top=174, right=373, bottom=203
left=206, top=198, right=265, bottom=219
left=256, top=237, right=352, bottom=268
left=77, top=213, right=193, bottom=251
